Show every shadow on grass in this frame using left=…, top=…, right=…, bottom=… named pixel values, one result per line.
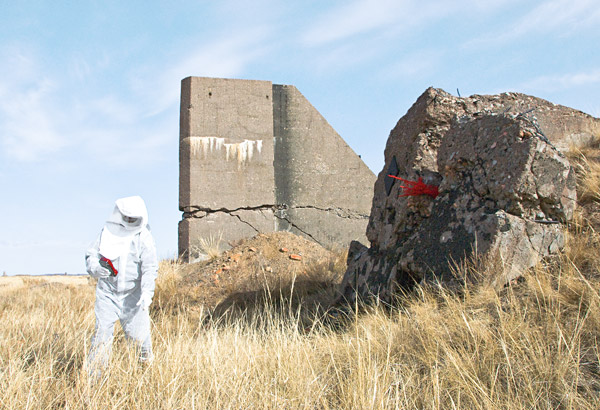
left=204, top=277, right=355, bottom=332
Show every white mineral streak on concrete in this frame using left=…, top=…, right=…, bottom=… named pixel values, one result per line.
left=188, top=137, right=225, bottom=158
left=188, top=137, right=263, bottom=168
left=247, top=140, right=254, bottom=161
left=223, top=140, right=263, bottom=168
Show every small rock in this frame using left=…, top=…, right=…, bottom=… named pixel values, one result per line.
left=248, top=247, right=257, bottom=252
left=289, top=254, right=302, bottom=261
left=265, top=266, right=273, bottom=272
left=279, top=247, right=289, bottom=253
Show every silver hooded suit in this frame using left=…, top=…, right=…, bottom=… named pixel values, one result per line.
left=85, top=196, right=158, bottom=374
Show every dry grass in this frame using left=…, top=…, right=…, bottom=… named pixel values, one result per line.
left=190, top=232, right=224, bottom=261
left=2, top=223, right=600, bottom=409
left=0, top=275, right=90, bottom=296
left=568, top=138, right=600, bottom=204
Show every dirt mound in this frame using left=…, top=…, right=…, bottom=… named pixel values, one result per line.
left=175, top=232, right=344, bottom=312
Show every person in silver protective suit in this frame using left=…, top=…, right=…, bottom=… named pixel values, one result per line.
left=85, top=196, right=158, bottom=376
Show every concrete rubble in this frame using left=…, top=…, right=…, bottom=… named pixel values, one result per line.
left=339, top=87, right=600, bottom=303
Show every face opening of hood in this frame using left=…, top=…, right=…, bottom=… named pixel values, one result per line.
left=99, top=196, right=149, bottom=259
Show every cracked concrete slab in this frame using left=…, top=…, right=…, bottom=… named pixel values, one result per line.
left=276, top=207, right=371, bottom=248
left=178, top=209, right=276, bottom=258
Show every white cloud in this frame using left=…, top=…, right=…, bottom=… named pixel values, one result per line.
left=300, top=0, right=409, bottom=47
left=87, top=95, right=140, bottom=124
left=297, top=0, right=520, bottom=75
left=379, top=50, right=443, bottom=79
left=519, top=69, right=600, bottom=93
left=0, top=54, right=68, bottom=161
left=300, top=0, right=518, bottom=48
left=305, top=41, right=383, bottom=74
left=139, top=28, right=272, bottom=118
left=466, top=0, right=600, bottom=47
left=0, top=25, right=271, bottom=164
left=69, top=57, right=93, bottom=83
left=514, top=0, right=600, bottom=35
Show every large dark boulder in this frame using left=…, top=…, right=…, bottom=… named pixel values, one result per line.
left=339, top=88, right=599, bottom=303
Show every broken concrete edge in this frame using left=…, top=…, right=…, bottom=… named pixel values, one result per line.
left=470, top=90, right=599, bottom=121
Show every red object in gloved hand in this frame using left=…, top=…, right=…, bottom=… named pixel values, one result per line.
left=99, top=256, right=118, bottom=276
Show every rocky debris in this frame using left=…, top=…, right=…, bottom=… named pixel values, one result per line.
left=179, top=231, right=336, bottom=310
left=339, top=87, right=597, bottom=303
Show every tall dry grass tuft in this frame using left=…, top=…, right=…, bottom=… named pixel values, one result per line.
left=204, top=248, right=348, bottom=328
left=191, top=232, right=224, bottom=262
left=568, top=138, right=600, bottom=204
left=153, top=258, right=184, bottom=310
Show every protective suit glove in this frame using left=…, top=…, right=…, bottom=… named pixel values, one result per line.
left=137, top=293, right=152, bottom=311
left=94, top=265, right=111, bottom=278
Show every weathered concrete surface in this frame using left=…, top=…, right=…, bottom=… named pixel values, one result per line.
left=273, top=85, right=374, bottom=246
left=179, top=209, right=276, bottom=260
left=179, top=77, right=276, bottom=210
left=179, top=77, right=375, bottom=260
left=179, top=77, right=277, bottom=258
left=339, top=88, right=595, bottom=303
left=276, top=207, right=371, bottom=249
left=469, top=92, right=600, bottom=151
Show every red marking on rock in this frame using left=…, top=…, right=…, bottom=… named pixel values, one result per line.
left=388, top=175, right=439, bottom=198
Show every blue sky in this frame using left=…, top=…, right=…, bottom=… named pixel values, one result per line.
left=1, top=0, right=599, bottom=275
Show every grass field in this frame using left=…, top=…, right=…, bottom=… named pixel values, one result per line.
left=0, top=275, right=89, bottom=296
left=2, top=229, right=599, bottom=409
left=1, top=142, right=599, bottom=409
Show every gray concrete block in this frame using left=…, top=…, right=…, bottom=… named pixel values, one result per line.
left=273, top=85, right=375, bottom=212
left=179, top=77, right=376, bottom=259
left=179, top=77, right=276, bottom=210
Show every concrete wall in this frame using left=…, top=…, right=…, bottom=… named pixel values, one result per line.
left=272, top=84, right=375, bottom=247
left=179, top=77, right=375, bottom=260
left=179, top=77, right=275, bottom=210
